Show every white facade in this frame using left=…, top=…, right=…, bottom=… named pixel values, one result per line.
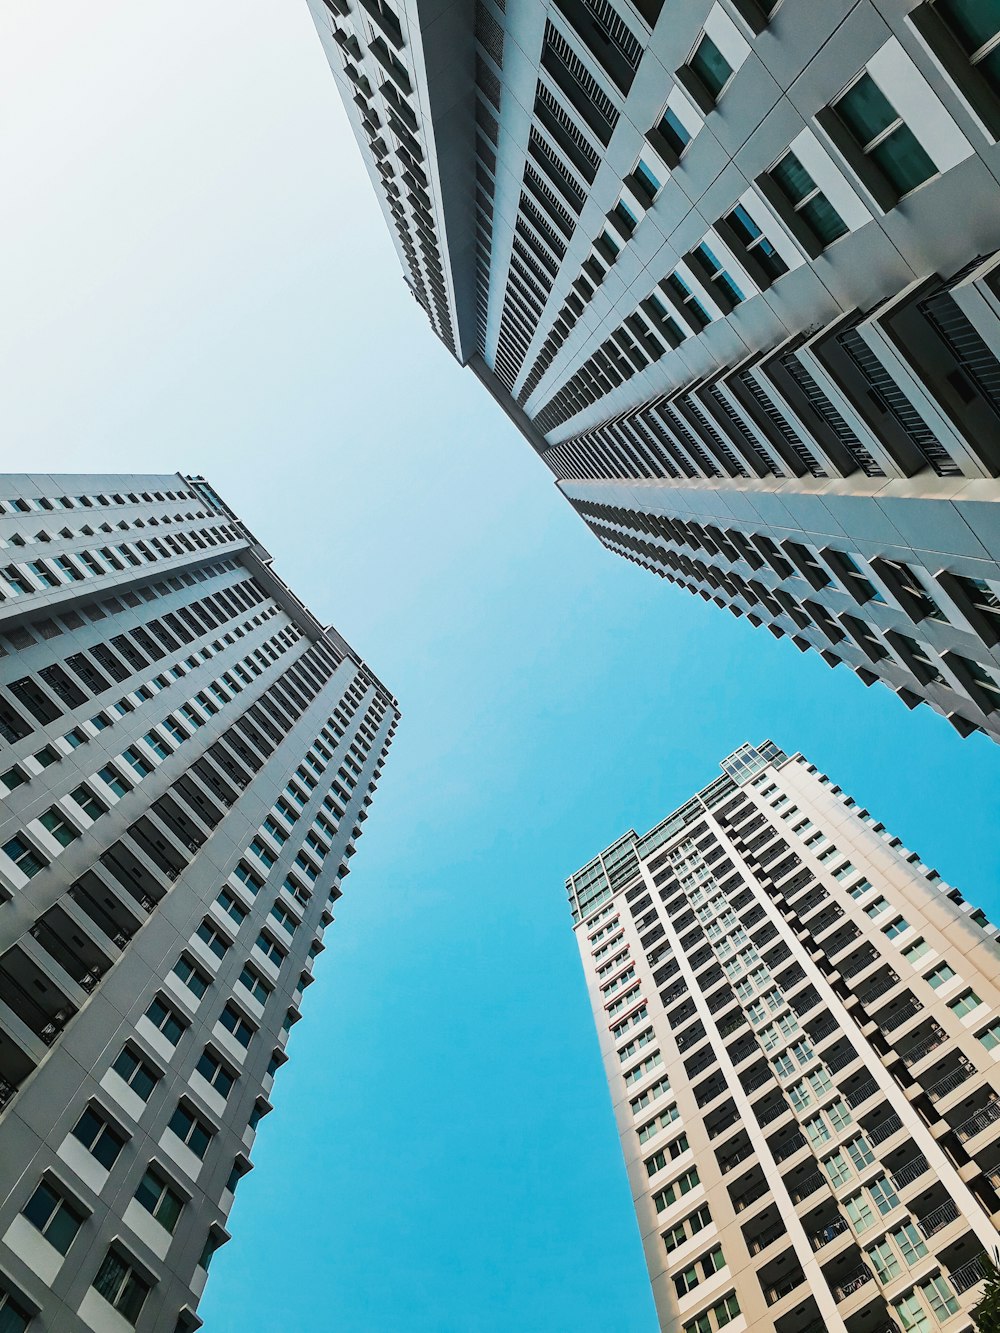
left=0, top=474, right=399, bottom=1331
left=569, top=741, right=1000, bottom=1333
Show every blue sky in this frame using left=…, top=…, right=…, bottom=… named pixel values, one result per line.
left=2, top=4, right=998, bottom=1330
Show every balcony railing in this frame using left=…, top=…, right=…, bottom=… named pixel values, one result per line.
left=808, top=1016, right=840, bottom=1044
left=916, top=1199, right=959, bottom=1238
left=858, top=972, right=900, bottom=1005
left=832, top=1265, right=874, bottom=1302
left=845, top=1078, right=880, bottom=1108
left=926, top=1064, right=975, bottom=1102
left=755, top=1098, right=790, bottom=1127
left=826, top=1044, right=860, bottom=1073
left=890, top=1154, right=930, bottom=1190
left=720, top=1142, right=757, bottom=1174
left=878, top=997, right=923, bottom=1031
left=865, top=1114, right=904, bottom=1147
left=733, top=1179, right=768, bottom=1212
left=0, top=1078, right=16, bottom=1111
left=809, top=1215, right=849, bottom=1250
left=788, top=1171, right=826, bottom=1204
left=773, top=1133, right=807, bottom=1164
left=901, top=1028, right=946, bottom=1067
left=747, top=1220, right=787, bottom=1255
left=950, top=1253, right=989, bottom=1295
left=954, top=1098, right=1000, bottom=1142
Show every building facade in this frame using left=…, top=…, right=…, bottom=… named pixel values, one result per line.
left=309, top=0, right=1000, bottom=740
left=0, top=474, right=399, bottom=1331
left=568, top=741, right=1000, bottom=1333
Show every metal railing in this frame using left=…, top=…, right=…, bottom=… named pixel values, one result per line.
left=916, top=1199, right=959, bottom=1238
left=747, top=1220, right=787, bottom=1255
left=878, top=997, right=923, bottom=1031
left=950, top=1253, right=989, bottom=1295
left=773, top=1133, right=807, bottom=1164
left=0, top=1078, right=16, bottom=1111
left=720, top=1142, right=756, bottom=1174
left=755, top=1098, right=791, bottom=1127
left=832, top=1265, right=874, bottom=1302
left=890, top=1154, right=930, bottom=1190
left=809, top=1215, right=849, bottom=1250
left=926, top=1064, right=974, bottom=1102
left=788, top=1171, right=826, bottom=1204
left=954, top=1098, right=1000, bottom=1142
left=865, top=1114, right=904, bottom=1147
left=858, top=972, right=900, bottom=1005
left=901, top=1028, right=946, bottom=1067
left=845, top=1078, right=880, bottom=1108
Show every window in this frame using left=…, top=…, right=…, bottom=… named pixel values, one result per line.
left=121, top=747, right=152, bottom=778
left=196, top=1048, right=236, bottom=1099
left=219, top=1004, right=255, bottom=1048
left=869, top=1175, right=900, bottom=1215
left=657, top=106, right=691, bottom=156
left=654, top=1167, right=699, bottom=1212
left=935, top=0, right=1000, bottom=96
left=168, top=1104, right=213, bottom=1159
left=846, top=1191, right=875, bottom=1232
left=1, top=836, right=48, bottom=878
left=613, top=199, right=638, bottom=236
left=893, top=1221, right=928, bottom=1267
left=725, top=203, right=788, bottom=281
left=111, top=1047, right=159, bottom=1101
left=39, top=808, right=79, bottom=847
left=834, top=73, right=936, bottom=198
left=196, top=920, right=231, bottom=960
left=70, top=785, right=106, bottom=820
left=134, top=1167, right=184, bottom=1233
left=92, top=1248, right=151, bottom=1326
left=884, top=917, right=910, bottom=940
left=902, top=937, right=931, bottom=965
left=22, top=1180, right=84, bottom=1254
left=845, top=1134, right=875, bottom=1170
left=673, top=1246, right=724, bottom=1297
left=217, top=889, right=248, bottom=926
left=949, top=988, right=982, bottom=1018
left=255, top=932, right=286, bottom=969
left=689, top=33, right=733, bottom=102
left=824, top=1149, right=852, bottom=1187
left=172, top=955, right=209, bottom=998
left=868, top=1236, right=902, bottom=1282
left=98, top=765, right=132, bottom=798
left=0, top=765, right=27, bottom=791
left=634, top=160, right=661, bottom=200
left=238, top=963, right=271, bottom=1006
left=637, top=1104, right=680, bottom=1144
left=769, top=150, right=848, bottom=247
left=630, top=1075, right=670, bottom=1113
left=925, top=962, right=956, bottom=989
left=865, top=896, right=890, bottom=918
left=692, top=242, right=744, bottom=306
left=665, top=272, right=711, bottom=328
left=803, top=1112, right=832, bottom=1146
left=71, top=1107, right=126, bottom=1169
left=683, top=1294, right=740, bottom=1333
left=145, top=996, right=186, bottom=1045
left=977, top=1019, right=1000, bottom=1050
left=269, top=900, right=297, bottom=934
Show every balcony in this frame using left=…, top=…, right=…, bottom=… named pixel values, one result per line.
left=742, top=1204, right=787, bottom=1257
left=916, top=1198, right=960, bottom=1238
left=806, top=1209, right=850, bottom=1251
left=923, top=1058, right=977, bottom=1104
left=874, top=992, right=923, bottom=1033
left=717, top=1131, right=755, bottom=1175
left=730, top=1165, right=769, bottom=1214
left=843, top=1076, right=881, bottom=1109
left=759, top=1249, right=807, bottom=1307
left=899, top=1022, right=947, bottom=1069
left=948, top=1250, right=989, bottom=1296
left=771, top=1130, right=808, bottom=1165
left=0, top=947, right=76, bottom=1046
left=705, top=1100, right=740, bottom=1141
left=825, top=1039, right=862, bottom=1074
left=786, top=1168, right=827, bottom=1206
left=856, top=968, right=900, bottom=1008
left=950, top=1092, right=1000, bottom=1144
left=828, top=1263, right=875, bottom=1304
left=889, top=1153, right=931, bottom=1192
left=30, top=905, right=111, bottom=994
left=754, top=1093, right=791, bottom=1128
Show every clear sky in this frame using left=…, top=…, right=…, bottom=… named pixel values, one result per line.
left=2, top=5, right=998, bottom=1331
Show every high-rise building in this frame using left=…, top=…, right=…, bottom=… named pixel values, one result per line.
left=309, top=0, right=1000, bottom=741
left=0, top=474, right=399, bottom=1331
left=568, top=740, right=1000, bottom=1333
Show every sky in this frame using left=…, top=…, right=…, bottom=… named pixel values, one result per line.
left=1, top=5, right=998, bottom=1331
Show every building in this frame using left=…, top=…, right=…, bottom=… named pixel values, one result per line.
left=567, top=740, right=1000, bottom=1333
left=0, top=474, right=399, bottom=1331
left=308, top=0, right=1000, bottom=741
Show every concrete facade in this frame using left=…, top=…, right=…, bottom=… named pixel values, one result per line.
left=0, top=475, right=399, bottom=1331
left=310, top=0, right=1000, bottom=739
left=568, top=741, right=1000, bottom=1333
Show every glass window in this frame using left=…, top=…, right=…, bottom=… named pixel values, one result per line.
left=111, top=1047, right=158, bottom=1102
left=835, top=73, right=936, bottom=197
left=690, top=33, right=733, bottom=101
left=92, top=1248, right=151, bottom=1325
left=936, top=0, right=1000, bottom=95
left=22, top=1181, right=84, bottom=1254
left=726, top=203, right=789, bottom=280
left=658, top=106, right=692, bottom=155
left=134, top=1167, right=184, bottom=1233
left=925, top=963, right=956, bottom=989
left=71, top=1108, right=125, bottom=1169
left=693, top=242, right=745, bottom=306
left=770, top=150, right=848, bottom=247
left=977, top=1019, right=1000, bottom=1051
left=635, top=160, right=661, bottom=199
left=949, top=988, right=982, bottom=1017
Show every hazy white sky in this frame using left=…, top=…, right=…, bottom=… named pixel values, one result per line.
left=3, top=7, right=998, bottom=1333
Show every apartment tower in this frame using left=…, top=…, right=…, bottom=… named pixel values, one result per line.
left=568, top=740, right=1000, bottom=1333
left=0, top=474, right=399, bottom=1331
left=309, top=0, right=1000, bottom=741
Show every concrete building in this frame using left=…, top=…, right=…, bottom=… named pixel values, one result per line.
left=0, top=474, right=399, bottom=1331
left=308, top=0, right=1000, bottom=740
left=568, top=740, right=1000, bottom=1333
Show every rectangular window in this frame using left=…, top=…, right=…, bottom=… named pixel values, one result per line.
left=134, top=1166, right=184, bottom=1233
left=925, top=962, right=956, bottom=989
left=219, top=1004, right=255, bottom=1048
left=769, top=150, right=847, bottom=247
left=949, top=988, right=982, bottom=1017
left=2, top=836, right=48, bottom=878
left=92, top=1248, right=151, bottom=1326
left=725, top=203, right=788, bottom=282
left=22, top=1180, right=84, bottom=1254
left=834, top=73, right=936, bottom=198
left=195, top=1048, right=236, bottom=1099
left=167, top=1103, right=213, bottom=1159
left=935, top=0, right=1000, bottom=96
left=71, top=1107, right=126, bottom=1169
left=689, top=33, right=733, bottom=102
left=145, top=996, right=186, bottom=1045
left=111, top=1047, right=159, bottom=1102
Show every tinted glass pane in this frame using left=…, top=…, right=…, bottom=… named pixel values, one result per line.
left=799, top=193, right=848, bottom=245
left=157, top=1189, right=182, bottom=1232
left=938, top=0, right=1000, bottom=51
left=22, top=1183, right=57, bottom=1231
left=837, top=74, right=897, bottom=146
left=135, top=1172, right=160, bottom=1215
left=870, top=125, right=936, bottom=194
left=660, top=108, right=691, bottom=154
left=0, top=1301, right=30, bottom=1333
left=46, top=1203, right=81, bottom=1255
left=691, top=35, right=733, bottom=98
left=93, top=1128, right=123, bottom=1169
left=979, top=43, right=1000, bottom=94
